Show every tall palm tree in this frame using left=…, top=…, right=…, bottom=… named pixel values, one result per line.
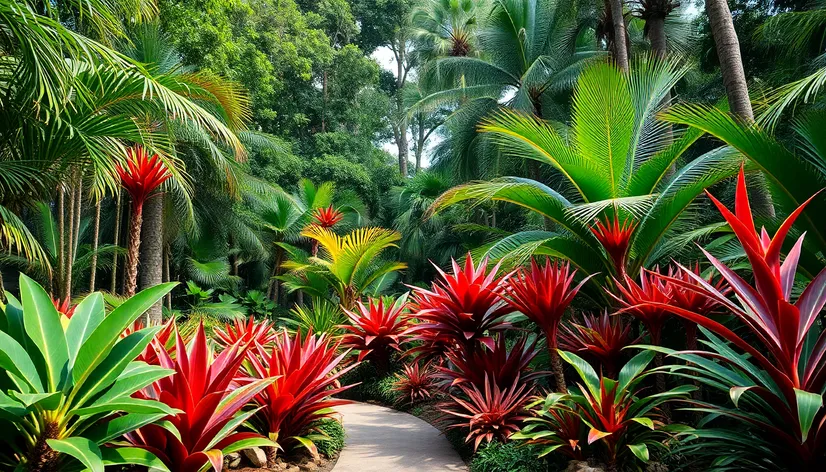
left=430, top=58, right=741, bottom=284
left=412, top=0, right=602, bottom=181
left=411, top=0, right=484, bottom=60
left=705, top=0, right=752, bottom=121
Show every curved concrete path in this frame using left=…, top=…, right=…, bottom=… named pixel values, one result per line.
left=333, top=402, right=467, bottom=472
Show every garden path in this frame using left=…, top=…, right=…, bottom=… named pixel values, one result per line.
left=333, top=402, right=467, bottom=472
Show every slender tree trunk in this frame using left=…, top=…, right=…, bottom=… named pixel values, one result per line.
left=58, top=188, right=65, bottom=296
left=139, top=196, right=164, bottom=324
left=124, top=203, right=143, bottom=298
left=89, top=200, right=101, bottom=291
left=0, top=270, right=6, bottom=303
left=111, top=193, right=123, bottom=293
left=73, top=179, right=82, bottom=262
left=322, top=70, right=328, bottom=133
left=608, top=0, right=629, bottom=71
left=550, top=348, right=567, bottom=392
left=65, top=183, right=76, bottom=299
left=163, top=245, right=172, bottom=310
left=706, top=0, right=752, bottom=121
left=647, top=15, right=667, bottom=59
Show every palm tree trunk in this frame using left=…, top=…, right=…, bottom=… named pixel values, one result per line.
left=139, top=195, right=164, bottom=324
left=0, top=270, right=6, bottom=303
left=65, top=183, right=76, bottom=299
left=706, top=0, right=752, bottom=121
left=73, top=179, right=82, bottom=262
left=111, top=192, right=123, bottom=293
left=89, top=200, right=101, bottom=291
left=124, top=203, right=143, bottom=298
left=58, top=188, right=65, bottom=295
left=608, top=0, right=629, bottom=71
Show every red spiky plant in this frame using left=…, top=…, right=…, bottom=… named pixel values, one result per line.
left=124, top=319, right=177, bottom=364
left=408, top=255, right=511, bottom=352
left=611, top=268, right=672, bottom=346
left=502, top=258, right=592, bottom=392
left=440, top=375, right=532, bottom=451
left=246, top=329, right=356, bottom=465
left=341, top=295, right=411, bottom=372
left=117, top=146, right=171, bottom=297
left=393, top=361, right=437, bottom=405
left=309, top=205, right=344, bottom=255
left=633, top=167, right=826, bottom=469
left=213, top=316, right=277, bottom=349
left=126, top=323, right=273, bottom=472
left=51, top=296, right=76, bottom=319
left=590, top=213, right=637, bottom=276
left=662, top=264, right=730, bottom=351
left=437, top=334, right=542, bottom=390
left=558, top=311, right=636, bottom=378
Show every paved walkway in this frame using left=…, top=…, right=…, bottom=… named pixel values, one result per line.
left=333, top=402, right=467, bottom=472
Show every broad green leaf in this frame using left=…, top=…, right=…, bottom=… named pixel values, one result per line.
left=95, top=363, right=174, bottom=404
left=65, top=293, right=105, bottom=366
left=46, top=437, right=104, bottom=472
left=538, top=444, right=564, bottom=457
left=1, top=294, right=28, bottom=349
left=72, top=326, right=162, bottom=408
left=73, top=283, right=176, bottom=385
left=71, top=397, right=178, bottom=417
left=795, top=389, right=822, bottom=442
left=20, top=274, right=68, bottom=391
left=617, top=351, right=655, bottom=398
left=10, top=391, right=61, bottom=410
left=221, top=436, right=278, bottom=455
left=96, top=447, right=169, bottom=471
left=630, top=417, right=655, bottom=429
left=559, top=350, right=600, bottom=398
left=84, top=413, right=168, bottom=444
left=0, top=330, right=43, bottom=392
left=0, top=390, right=26, bottom=418
left=628, top=443, right=650, bottom=462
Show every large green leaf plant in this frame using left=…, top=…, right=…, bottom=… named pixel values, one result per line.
left=0, top=274, right=177, bottom=471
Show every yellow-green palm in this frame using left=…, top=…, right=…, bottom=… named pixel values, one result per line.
left=281, top=226, right=406, bottom=309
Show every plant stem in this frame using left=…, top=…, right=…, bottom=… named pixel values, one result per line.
left=89, top=199, right=100, bottom=291
left=124, top=203, right=143, bottom=297
left=111, top=192, right=122, bottom=293
left=550, top=347, right=566, bottom=392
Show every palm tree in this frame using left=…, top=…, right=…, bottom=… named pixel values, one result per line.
left=705, top=0, right=753, bottom=121
left=280, top=226, right=407, bottom=310
left=411, top=0, right=484, bottom=60
left=411, top=0, right=602, bottom=181
left=430, top=58, right=742, bottom=284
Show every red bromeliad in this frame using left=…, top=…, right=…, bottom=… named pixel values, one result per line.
left=126, top=323, right=273, bottom=472
left=309, top=205, right=344, bottom=256
left=246, top=329, right=356, bottom=465
left=437, top=334, right=542, bottom=390
left=440, top=375, right=532, bottom=451
left=213, top=316, right=277, bottom=349
left=590, top=214, right=637, bottom=276
left=393, top=361, right=437, bottom=405
left=502, top=257, right=592, bottom=391
left=51, top=296, right=75, bottom=318
left=408, top=255, right=511, bottom=352
left=341, top=295, right=411, bottom=372
left=635, top=167, right=826, bottom=468
left=117, top=146, right=171, bottom=297
left=558, top=311, right=636, bottom=378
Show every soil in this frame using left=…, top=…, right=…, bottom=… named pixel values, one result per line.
left=233, top=448, right=339, bottom=472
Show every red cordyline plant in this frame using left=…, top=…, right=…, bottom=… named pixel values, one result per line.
left=662, top=264, right=730, bottom=351
left=558, top=311, right=636, bottom=378
left=125, top=323, right=274, bottom=472
left=393, top=361, right=437, bottom=405
left=502, top=257, right=592, bottom=392
left=590, top=213, right=637, bottom=276
left=213, top=316, right=277, bottom=349
left=125, top=319, right=177, bottom=364
left=512, top=393, right=585, bottom=460
left=553, top=350, right=693, bottom=471
left=612, top=268, right=672, bottom=346
left=51, top=296, right=75, bottom=328
left=117, top=146, right=171, bottom=297
left=440, top=375, right=532, bottom=451
left=408, top=255, right=511, bottom=351
left=341, top=294, right=411, bottom=372
left=246, top=329, right=356, bottom=465
left=437, top=334, right=542, bottom=390
left=635, top=168, right=826, bottom=470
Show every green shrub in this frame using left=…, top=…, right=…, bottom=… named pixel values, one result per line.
left=470, top=441, right=555, bottom=472
left=314, top=418, right=346, bottom=458
left=337, top=361, right=399, bottom=406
